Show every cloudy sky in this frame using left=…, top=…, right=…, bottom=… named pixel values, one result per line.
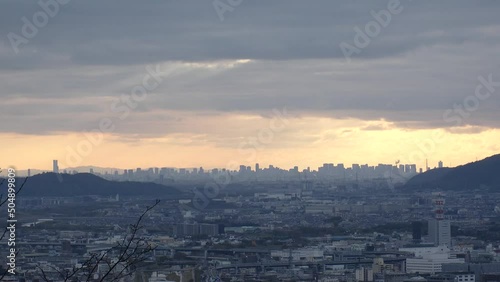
left=1, top=0, right=500, bottom=171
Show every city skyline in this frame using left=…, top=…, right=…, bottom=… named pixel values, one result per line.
left=8, top=156, right=468, bottom=177
left=2, top=1, right=500, bottom=172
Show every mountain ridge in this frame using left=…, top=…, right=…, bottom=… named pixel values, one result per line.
left=404, top=154, right=500, bottom=191
left=1, top=172, right=186, bottom=198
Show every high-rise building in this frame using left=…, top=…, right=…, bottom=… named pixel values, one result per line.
left=412, top=221, right=422, bottom=243
left=409, top=164, right=417, bottom=174
left=53, top=160, right=59, bottom=173
left=428, top=219, right=451, bottom=246
left=438, top=161, right=443, bottom=168
left=239, top=165, right=246, bottom=173
left=428, top=194, right=451, bottom=247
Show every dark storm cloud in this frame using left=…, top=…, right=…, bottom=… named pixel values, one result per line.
left=1, top=0, right=499, bottom=67
left=1, top=0, right=500, bottom=135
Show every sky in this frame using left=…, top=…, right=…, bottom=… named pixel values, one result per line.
left=1, top=0, right=500, bottom=171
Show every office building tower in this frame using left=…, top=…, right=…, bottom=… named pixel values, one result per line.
left=53, top=160, right=59, bottom=173
left=409, top=164, right=417, bottom=174
left=428, top=194, right=451, bottom=247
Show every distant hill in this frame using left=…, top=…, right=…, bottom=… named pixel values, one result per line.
left=2, top=173, right=186, bottom=198
left=404, top=154, right=500, bottom=191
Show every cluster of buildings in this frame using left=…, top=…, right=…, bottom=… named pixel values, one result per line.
left=44, top=159, right=433, bottom=184
left=3, top=161, right=499, bottom=282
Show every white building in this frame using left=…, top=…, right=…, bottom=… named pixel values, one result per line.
left=428, top=219, right=451, bottom=247
left=400, top=246, right=464, bottom=274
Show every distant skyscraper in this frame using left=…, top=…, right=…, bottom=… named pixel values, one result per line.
left=428, top=219, right=451, bottom=247
left=428, top=194, right=451, bottom=247
left=438, top=161, right=443, bottom=168
left=27, top=169, right=31, bottom=177
left=53, top=160, right=59, bottom=173
left=400, top=164, right=405, bottom=174
left=409, top=164, right=417, bottom=174
left=239, top=165, right=246, bottom=173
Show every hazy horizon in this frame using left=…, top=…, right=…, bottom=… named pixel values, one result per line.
left=2, top=0, right=500, bottom=173
left=6, top=153, right=495, bottom=175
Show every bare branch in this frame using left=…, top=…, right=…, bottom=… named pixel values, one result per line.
left=0, top=177, right=28, bottom=207
left=36, top=199, right=160, bottom=282
left=98, top=199, right=160, bottom=282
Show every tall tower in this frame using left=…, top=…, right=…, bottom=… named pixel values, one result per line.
left=428, top=193, right=451, bottom=247
left=53, top=160, right=59, bottom=174
left=434, top=193, right=445, bottom=220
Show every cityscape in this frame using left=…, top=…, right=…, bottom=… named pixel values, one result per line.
left=1, top=156, right=500, bottom=281
left=40, top=159, right=426, bottom=182
left=2, top=1, right=500, bottom=282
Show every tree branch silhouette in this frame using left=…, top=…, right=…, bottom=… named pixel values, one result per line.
left=37, top=199, right=160, bottom=282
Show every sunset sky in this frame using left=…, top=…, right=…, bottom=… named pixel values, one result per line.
left=1, top=0, right=500, bottom=171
